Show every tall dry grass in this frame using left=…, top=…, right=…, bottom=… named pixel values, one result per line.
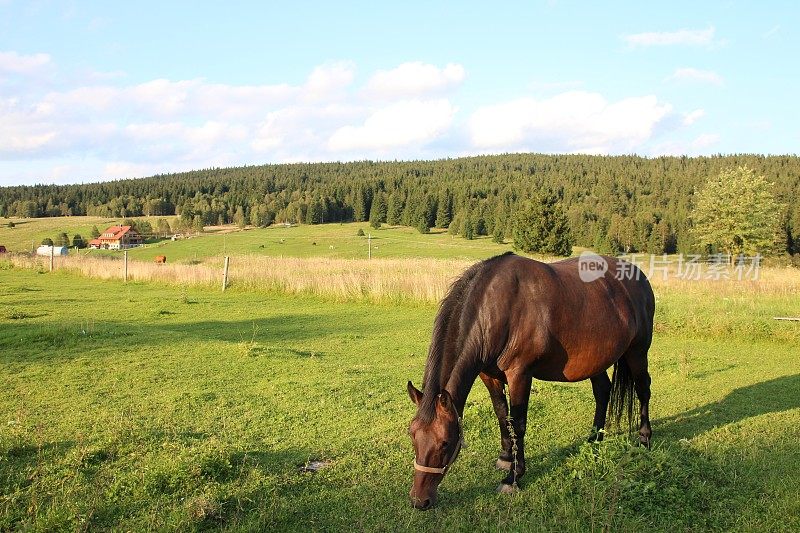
left=4, top=253, right=470, bottom=303
left=4, top=253, right=799, bottom=303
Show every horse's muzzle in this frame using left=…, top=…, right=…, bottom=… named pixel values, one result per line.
left=411, top=496, right=434, bottom=510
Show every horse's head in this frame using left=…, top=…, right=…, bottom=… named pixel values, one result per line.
left=406, top=381, right=463, bottom=510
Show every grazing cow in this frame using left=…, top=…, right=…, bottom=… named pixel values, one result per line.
left=154, top=255, right=167, bottom=264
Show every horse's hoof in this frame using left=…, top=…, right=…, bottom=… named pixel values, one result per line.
left=497, top=483, right=519, bottom=495
left=495, top=459, right=512, bottom=471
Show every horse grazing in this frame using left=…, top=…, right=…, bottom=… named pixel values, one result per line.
left=154, top=255, right=167, bottom=264
left=407, top=252, right=654, bottom=509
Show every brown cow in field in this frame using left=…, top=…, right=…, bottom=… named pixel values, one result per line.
left=154, top=255, right=167, bottom=264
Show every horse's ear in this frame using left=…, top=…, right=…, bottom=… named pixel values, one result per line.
left=437, top=390, right=453, bottom=412
left=407, top=381, right=423, bottom=405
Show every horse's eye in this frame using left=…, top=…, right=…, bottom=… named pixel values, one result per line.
left=441, top=441, right=448, bottom=449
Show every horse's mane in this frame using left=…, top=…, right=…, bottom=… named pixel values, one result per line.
left=416, top=252, right=514, bottom=422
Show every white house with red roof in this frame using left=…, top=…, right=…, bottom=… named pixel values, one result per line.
left=88, top=225, right=143, bottom=250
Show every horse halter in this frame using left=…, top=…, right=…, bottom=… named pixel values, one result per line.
left=413, top=416, right=464, bottom=475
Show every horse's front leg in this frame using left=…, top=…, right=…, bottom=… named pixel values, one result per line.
left=479, top=373, right=513, bottom=471
left=498, top=370, right=532, bottom=493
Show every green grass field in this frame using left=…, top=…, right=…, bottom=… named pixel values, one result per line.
left=2, top=261, right=799, bottom=531
left=0, top=217, right=516, bottom=262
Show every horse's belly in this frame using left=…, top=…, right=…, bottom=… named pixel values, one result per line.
left=527, top=331, right=628, bottom=382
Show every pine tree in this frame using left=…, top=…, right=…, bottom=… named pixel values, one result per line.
left=72, top=234, right=85, bottom=248
left=512, top=194, right=573, bottom=256
left=492, top=224, right=504, bottom=244
left=57, top=232, right=70, bottom=247
left=306, top=198, right=325, bottom=224
left=386, top=193, right=402, bottom=226
left=462, top=217, right=475, bottom=240
left=435, top=189, right=453, bottom=228
left=91, top=225, right=100, bottom=239
left=369, top=193, right=387, bottom=229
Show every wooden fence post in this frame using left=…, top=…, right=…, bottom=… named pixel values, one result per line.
left=222, top=256, right=230, bottom=291
left=49, top=246, right=54, bottom=272
left=124, top=250, right=128, bottom=282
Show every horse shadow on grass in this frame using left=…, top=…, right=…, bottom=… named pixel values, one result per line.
left=441, top=373, right=800, bottom=507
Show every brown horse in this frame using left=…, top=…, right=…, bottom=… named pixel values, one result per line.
left=407, top=252, right=655, bottom=509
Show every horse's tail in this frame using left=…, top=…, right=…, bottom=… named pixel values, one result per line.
left=608, top=356, right=636, bottom=434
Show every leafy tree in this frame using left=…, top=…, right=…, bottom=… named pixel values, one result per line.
left=157, top=218, right=172, bottom=237
left=357, top=228, right=365, bottom=237
left=790, top=207, right=800, bottom=255
left=512, top=194, right=573, bottom=256
left=91, top=225, right=100, bottom=239
left=72, top=234, right=85, bottom=248
left=692, top=166, right=782, bottom=257
left=192, top=215, right=205, bottom=234
left=41, top=237, right=53, bottom=246
left=234, top=206, right=247, bottom=228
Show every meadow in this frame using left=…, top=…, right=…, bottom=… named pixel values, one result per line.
left=0, top=216, right=515, bottom=262
left=1, top=220, right=799, bottom=531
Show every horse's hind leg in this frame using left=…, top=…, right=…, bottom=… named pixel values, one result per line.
left=624, top=347, right=652, bottom=447
left=479, top=372, right=513, bottom=471
left=588, top=371, right=611, bottom=442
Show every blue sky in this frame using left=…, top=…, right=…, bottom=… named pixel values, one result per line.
left=0, top=1, right=797, bottom=186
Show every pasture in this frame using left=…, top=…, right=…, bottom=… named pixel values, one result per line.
left=1, top=252, right=799, bottom=531
left=0, top=217, right=515, bottom=262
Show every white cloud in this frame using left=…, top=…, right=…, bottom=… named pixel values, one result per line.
left=623, top=27, right=716, bottom=47
left=303, top=61, right=356, bottom=101
left=682, top=109, right=706, bottom=125
left=0, top=54, right=709, bottom=184
left=328, top=99, right=456, bottom=151
left=666, top=68, right=724, bottom=86
left=0, top=51, right=51, bottom=74
left=365, top=62, right=465, bottom=99
left=468, top=91, right=672, bottom=154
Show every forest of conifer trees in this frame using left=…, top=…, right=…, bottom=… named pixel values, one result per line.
left=2, top=153, right=799, bottom=255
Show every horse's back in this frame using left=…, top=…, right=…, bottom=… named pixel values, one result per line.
left=479, top=254, right=653, bottom=381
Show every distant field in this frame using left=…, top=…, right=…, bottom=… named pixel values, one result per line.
left=118, top=223, right=514, bottom=262
left=0, top=216, right=128, bottom=252
left=0, top=217, right=514, bottom=261
left=1, top=265, right=799, bottom=531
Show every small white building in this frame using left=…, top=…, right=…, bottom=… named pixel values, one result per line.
left=36, top=245, right=69, bottom=256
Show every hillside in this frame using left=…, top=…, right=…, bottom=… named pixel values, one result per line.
left=2, top=153, right=799, bottom=255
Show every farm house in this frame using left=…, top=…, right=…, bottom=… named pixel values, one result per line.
left=88, top=225, right=143, bottom=250
left=36, top=245, right=68, bottom=256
